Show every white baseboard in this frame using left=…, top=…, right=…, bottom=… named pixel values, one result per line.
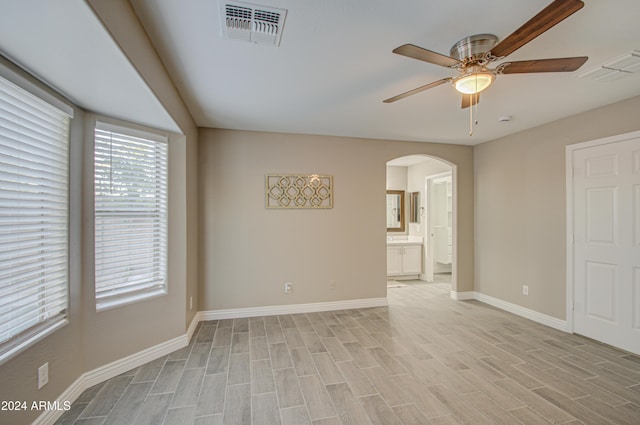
left=34, top=296, right=387, bottom=425
left=32, top=375, right=86, bottom=425
left=472, top=292, right=569, bottom=332
left=83, top=334, right=188, bottom=388
left=198, top=297, right=389, bottom=321
left=450, top=290, right=475, bottom=300
left=34, top=334, right=188, bottom=425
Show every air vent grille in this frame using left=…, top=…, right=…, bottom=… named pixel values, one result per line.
left=579, top=50, right=640, bottom=82
left=220, top=1, right=287, bottom=47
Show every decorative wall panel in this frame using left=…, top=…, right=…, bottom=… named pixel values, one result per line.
left=266, top=174, right=333, bottom=209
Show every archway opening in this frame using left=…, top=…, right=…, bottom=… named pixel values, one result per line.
left=386, top=155, right=456, bottom=293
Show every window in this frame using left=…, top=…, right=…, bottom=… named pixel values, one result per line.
left=94, top=122, right=168, bottom=310
left=0, top=74, right=71, bottom=363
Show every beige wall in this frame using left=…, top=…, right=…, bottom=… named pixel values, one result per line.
left=474, top=95, right=640, bottom=320
left=198, top=129, right=474, bottom=310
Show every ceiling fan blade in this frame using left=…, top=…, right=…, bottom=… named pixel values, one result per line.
left=383, top=78, right=452, bottom=103
left=490, top=0, right=584, bottom=59
left=393, top=44, right=461, bottom=68
left=500, top=56, right=588, bottom=74
left=461, top=93, right=480, bottom=109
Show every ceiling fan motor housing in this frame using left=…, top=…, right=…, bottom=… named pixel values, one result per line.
left=450, top=34, right=498, bottom=64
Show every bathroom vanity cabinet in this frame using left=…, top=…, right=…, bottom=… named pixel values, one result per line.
left=386, top=242, right=422, bottom=277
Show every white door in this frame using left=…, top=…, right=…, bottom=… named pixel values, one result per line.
left=425, top=172, right=452, bottom=281
left=572, top=135, right=640, bottom=354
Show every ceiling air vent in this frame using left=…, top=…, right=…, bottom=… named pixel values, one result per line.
left=579, top=50, right=640, bottom=82
left=220, top=1, right=287, bottom=47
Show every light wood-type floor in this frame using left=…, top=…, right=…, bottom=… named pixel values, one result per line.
left=55, top=283, right=640, bottom=425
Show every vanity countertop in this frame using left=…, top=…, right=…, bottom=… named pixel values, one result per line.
left=387, top=237, right=423, bottom=246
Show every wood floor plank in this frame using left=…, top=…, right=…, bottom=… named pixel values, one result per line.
left=249, top=336, right=270, bottom=361
left=231, top=332, right=249, bottom=355
left=325, top=383, right=373, bottom=425
left=311, top=352, right=345, bottom=385
left=492, top=378, right=575, bottom=424
left=227, top=353, right=250, bottom=385
left=359, top=394, right=403, bottom=425
left=391, top=403, right=432, bottom=425
left=162, top=406, right=195, bottom=425
left=532, top=386, right=616, bottom=425
left=336, top=360, right=377, bottom=397
left=207, top=347, right=230, bottom=375
left=320, top=337, right=351, bottom=362
left=171, top=368, right=205, bottom=408
left=103, top=382, right=152, bottom=425
left=298, top=375, right=337, bottom=420
left=251, top=393, right=281, bottom=425
left=282, top=327, right=305, bottom=348
left=186, top=342, right=212, bottom=369
left=196, top=373, right=226, bottom=417
left=280, top=405, right=311, bottom=425
left=223, top=384, right=251, bottom=425
left=273, top=368, right=305, bottom=409
left=289, top=346, right=318, bottom=377
left=250, top=359, right=275, bottom=395
left=269, top=342, right=293, bottom=370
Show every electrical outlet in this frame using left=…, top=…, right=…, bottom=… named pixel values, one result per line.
left=189, top=296, right=193, bottom=311
left=329, top=279, right=336, bottom=290
left=522, top=285, right=529, bottom=296
left=38, top=363, right=48, bottom=389
left=284, top=282, right=293, bottom=294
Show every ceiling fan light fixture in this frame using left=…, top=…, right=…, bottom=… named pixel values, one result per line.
left=454, top=70, right=495, bottom=94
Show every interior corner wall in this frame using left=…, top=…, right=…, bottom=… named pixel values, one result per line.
left=474, top=95, right=640, bottom=320
left=198, top=129, right=475, bottom=310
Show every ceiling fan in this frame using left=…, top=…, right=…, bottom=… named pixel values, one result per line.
left=383, top=0, right=588, bottom=108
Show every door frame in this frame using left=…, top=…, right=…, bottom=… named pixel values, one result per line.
left=565, top=129, right=640, bottom=334
left=423, top=171, right=452, bottom=282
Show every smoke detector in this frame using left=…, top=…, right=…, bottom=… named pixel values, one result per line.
left=220, top=1, right=287, bottom=47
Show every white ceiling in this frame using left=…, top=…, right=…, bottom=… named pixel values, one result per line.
left=131, top=0, right=640, bottom=145
left=1, top=1, right=639, bottom=146
left=0, top=0, right=179, bottom=134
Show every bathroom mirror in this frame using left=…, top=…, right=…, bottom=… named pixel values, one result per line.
left=409, top=191, right=420, bottom=223
left=386, top=190, right=405, bottom=232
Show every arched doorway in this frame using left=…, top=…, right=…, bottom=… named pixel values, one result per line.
left=386, top=155, right=456, bottom=291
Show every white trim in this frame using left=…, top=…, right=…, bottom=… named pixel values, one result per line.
left=450, top=290, right=474, bottom=300
left=95, top=120, right=168, bottom=143
left=83, top=335, right=188, bottom=388
left=565, top=130, right=640, bottom=334
left=187, top=313, right=201, bottom=341
left=33, top=334, right=188, bottom=425
left=32, top=375, right=86, bottom=425
left=449, top=290, right=569, bottom=331
left=198, top=297, right=389, bottom=321
left=473, top=292, right=569, bottom=332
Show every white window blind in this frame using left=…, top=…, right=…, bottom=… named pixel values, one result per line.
left=0, top=75, right=70, bottom=363
left=94, top=122, right=168, bottom=310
